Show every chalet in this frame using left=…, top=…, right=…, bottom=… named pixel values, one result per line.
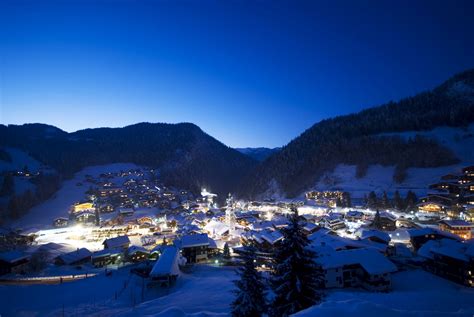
left=429, top=181, right=461, bottom=194
left=71, top=201, right=95, bottom=214
left=309, top=228, right=366, bottom=251
left=439, top=220, right=473, bottom=240
left=55, top=248, right=92, bottom=265
left=345, top=210, right=364, bottom=221
left=204, top=219, right=229, bottom=238
left=53, top=217, right=69, bottom=228
left=177, top=233, right=210, bottom=263
left=462, top=165, right=474, bottom=177
left=242, top=229, right=284, bottom=252
left=319, top=214, right=345, bottom=231
left=103, top=235, right=131, bottom=250
left=150, top=246, right=180, bottom=286
left=316, top=248, right=398, bottom=291
left=98, top=203, right=114, bottom=213
left=75, top=210, right=97, bottom=224
left=302, top=222, right=319, bottom=235
left=98, top=187, right=122, bottom=197
left=418, top=239, right=474, bottom=287
left=0, top=251, right=30, bottom=275
left=127, top=246, right=150, bottom=262
left=408, top=228, right=461, bottom=251
left=91, top=249, right=121, bottom=267
left=370, top=211, right=396, bottom=231
left=119, top=207, right=135, bottom=216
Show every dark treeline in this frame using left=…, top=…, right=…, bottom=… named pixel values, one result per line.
left=0, top=122, right=257, bottom=197
left=365, top=190, right=418, bottom=212
left=0, top=173, right=61, bottom=223
left=240, top=69, right=474, bottom=198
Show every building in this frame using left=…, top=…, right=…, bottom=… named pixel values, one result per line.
left=91, top=249, right=122, bottom=267
left=408, top=228, right=461, bottom=251
left=319, top=214, right=346, bottom=231
left=370, top=211, right=396, bottom=231
left=242, top=229, right=284, bottom=252
left=55, top=248, right=92, bottom=266
left=103, top=235, right=131, bottom=250
left=439, top=220, right=473, bottom=240
left=149, top=246, right=180, bottom=286
left=53, top=217, right=69, bottom=228
left=177, top=233, right=210, bottom=263
left=127, top=246, right=150, bottom=262
left=316, top=248, right=398, bottom=291
left=418, top=238, right=474, bottom=287
left=0, top=251, right=30, bottom=275
left=71, top=202, right=95, bottom=214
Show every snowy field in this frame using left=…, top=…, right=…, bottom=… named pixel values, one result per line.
left=11, top=163, right=141, bottom=231
left=1, top=266, right=472, bottom=317
left=0, top=265, right=237, bottom=317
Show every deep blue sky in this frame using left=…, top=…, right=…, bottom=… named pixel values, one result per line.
left=1, top=0, right=473, bottom=147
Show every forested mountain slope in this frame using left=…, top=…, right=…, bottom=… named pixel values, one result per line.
left=0, top=122, right=257, bottom=196
left=239, top=69, right=474, bottom=198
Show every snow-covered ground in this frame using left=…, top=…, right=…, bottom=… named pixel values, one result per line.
left=11, top=163, right=141, bottom=231
left=0, top=265, right=237, bottom=317
left=295, top=269, right=474, bottom=316
left=314, top=124, right=474, bottom=198
left=2, top=266, right=472, bottom=317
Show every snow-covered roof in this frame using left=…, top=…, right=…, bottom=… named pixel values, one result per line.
left=303, top=222, right=318, bottom=232
left=92, top=248, right=122, bottom=259
left=316, top=248, right=397, bottom=275
left=439, top=219, right=473, bottom=228
left=204, top=219, right=229, bottom=236
left=128, top=245, right=150, bottom=255
left=178, top=233, right=210, bottom=248
left=408, top=228, right=461, bottom=240
left=56, top=248, right=92, bottom=265
left=310, top=229, right=366, bottom=251
left=0, top=250, right=29, bottom=263
left=103, top=235, right=131, bottom=249
left=150, top=246, right=180, bottom=277
left=418, top=238, right=474, bottom=262
left=358, top=229, right=391, bottom=244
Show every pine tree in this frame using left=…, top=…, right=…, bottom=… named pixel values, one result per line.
left=405, top=191, right=418, bottom=211
left=342, top=192, right=352, bottom=207
left=271, top=207, right=323, bottom=316
left=223, top=242, right=231, bottom=259
left=231, top=246, right=266, bottom=317
left=393, top=190, right=404, bottom=211
left=372, top=209, right=382, bottom=229
left=382, top=191, right=390, bottom=209
left=367, top=191, right=378, bottom=209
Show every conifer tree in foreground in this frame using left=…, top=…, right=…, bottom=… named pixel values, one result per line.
left=231, top=246, right=267, bottom=317
left=270, top=206, right=323, bottom=316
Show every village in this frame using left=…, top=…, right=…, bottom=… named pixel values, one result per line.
left=0, top=164, right=473, bottom=314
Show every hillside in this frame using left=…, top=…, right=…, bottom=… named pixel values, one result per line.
left=235, top=147, right=280, bottom=161
left=239, top=69, right=474, bottom=199
left=0, top=122, right=257, bottom=196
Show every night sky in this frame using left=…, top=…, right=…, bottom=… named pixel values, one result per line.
left=1, top=0, right=473, bottom=147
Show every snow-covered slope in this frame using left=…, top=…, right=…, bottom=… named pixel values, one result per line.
left=11, top=163, right=141, bottom=230
left=314, top=124, right=474, bottom=198
left=0, top=147, right=43, bottom=173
